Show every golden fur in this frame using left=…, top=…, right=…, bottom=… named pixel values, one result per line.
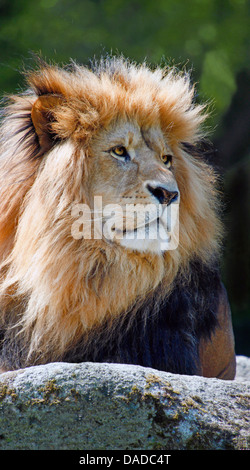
left=0, top=57, right=223, bottom=367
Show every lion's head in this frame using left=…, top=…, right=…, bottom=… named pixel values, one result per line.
left=72, top=117, right=180, bottom=254
left=0, top=57, right=222, bottom=366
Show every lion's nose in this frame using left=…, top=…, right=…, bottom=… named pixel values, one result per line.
left=146, top=184, right=179, bottom=205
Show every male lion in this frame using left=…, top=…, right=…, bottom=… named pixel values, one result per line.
left=0, top=57, right=236, bottom=378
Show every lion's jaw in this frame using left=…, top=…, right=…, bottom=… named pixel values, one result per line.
left=87, top=119, right=180, bottom=254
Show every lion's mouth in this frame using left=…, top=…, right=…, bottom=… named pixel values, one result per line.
left=104, top=201, right=179, bottom=251
left=124, top=217, right=161, bottom=234
left=113, top=216, right=168, bottom=235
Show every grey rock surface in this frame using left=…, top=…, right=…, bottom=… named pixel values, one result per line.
left=0, top=357, right=249, bottom=450
left=235, top=355, right=250, bottom=382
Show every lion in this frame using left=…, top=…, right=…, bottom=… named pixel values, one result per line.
left=0, top=57, right=236, bottom=378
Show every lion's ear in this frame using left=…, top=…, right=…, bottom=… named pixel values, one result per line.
left=31, top=94, right=64, bottom=153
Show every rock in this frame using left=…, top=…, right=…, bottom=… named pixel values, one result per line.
left=235, top=355, right=250, bottom=382
left=0, top=358, right=249, bottom=450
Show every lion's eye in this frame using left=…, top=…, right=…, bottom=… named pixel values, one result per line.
left=110, top=146, right=129, bottom=160
left=161, top=154, right=172, bottom=167
left=113, top=146, right=126, bottom=156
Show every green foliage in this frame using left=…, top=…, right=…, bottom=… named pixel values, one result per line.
left=0, top=0, right=249, bottom=131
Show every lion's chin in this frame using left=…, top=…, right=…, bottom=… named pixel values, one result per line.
left=113, top=219, right=177, bottom=254
left=119, top=237, right=164, bottom=254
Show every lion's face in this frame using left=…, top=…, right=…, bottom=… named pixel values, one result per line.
left=86, top=118, right=179, bottom=253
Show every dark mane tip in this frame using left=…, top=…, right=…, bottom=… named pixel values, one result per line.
left=182, top=139, right=219, bottom=165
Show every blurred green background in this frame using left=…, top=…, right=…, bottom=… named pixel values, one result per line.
left=0, top=0, right=249, bottom=355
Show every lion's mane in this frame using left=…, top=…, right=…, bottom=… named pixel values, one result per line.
left=0, top=57, right=223, bottom=371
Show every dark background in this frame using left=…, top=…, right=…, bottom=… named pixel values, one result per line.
left=0, top=0, right=249, bottom=355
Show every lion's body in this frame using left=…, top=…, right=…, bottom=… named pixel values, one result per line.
left=0, top=57, right=236, bottom=377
